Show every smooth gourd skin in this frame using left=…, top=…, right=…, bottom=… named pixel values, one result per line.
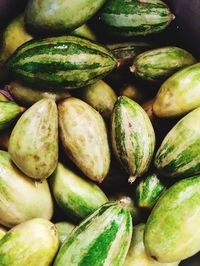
left=0, top=218, right=59, bottom=266
left=53, top=202, right=132, bottom=266
left=25, top=0, right=106, bottom=34
left=0, top=150, right=53, bottom=228
left=112, top=96, right=155, bottom=182
left=155, top=107, right=200, bottom=178
left=58, top=97, right=110, bottom=183
left=144, top=176, right=200, bottom=263
left=7, top=36, right=117, bottom=90
left=153, top=63, right=200, bottom=117
left=81, top=80, right=117, bottom=120
left=50, top=162, right=108, bottom=222
left=8, top=99, right=58, bottom=180
left=124, top=224, right=179, bottom=266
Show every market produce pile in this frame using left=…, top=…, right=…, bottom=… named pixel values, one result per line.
left=0, top=0, right=199, bottom=265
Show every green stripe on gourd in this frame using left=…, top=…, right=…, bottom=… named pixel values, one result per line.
left=112, top=96, right=155, bottom=182
left=136, top=172, right=166, bottom=211
left=53, top=202, right=132, bottom=266
left=50, top=162, right=108, bottom=222
left=155, top=107, right=200, bottom=178
left=7, top=36, right=117, bottom=89
left=131, top=47, right=196, bottom=82
left=99, top=0, right=174, bottom=37
left=153, top=63, right=200, bottom=117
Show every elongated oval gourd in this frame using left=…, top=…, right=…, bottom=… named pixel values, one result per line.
left=0, top=218, right=59, bottom=266
left=55, top=222, right=75, bottom=244
left=7, top=36, right=117, bottom=89
left=111, top=96, right=156, bottom=183
left=8, top=99, right=58, bottom=180
left=0, top=150, right=53, bottom=228
left=7, top=81, right=70, bottom=107
left=58, top=97, right=110, bottom=183
left=0, top=101, right=24, bottom=131
left=53, top=202, right=132, bottom=266
left=25, top=0, right=106, bottom=34
left=136, top=173, right=166, bottom=211
left=81, top=80, right=117, bottom=120
left=155, top=107, right=200, bottom=178
left=153, top=63, right=200, bottom=117
left=99, top=0, right=174, bottom=37
left=125, top=224, right=179, bottom=266
left=130, top=47, right=196, bottom=82
left=144, top=175, right=200, bottom=262
left=50, top=162, right=108, bottom=222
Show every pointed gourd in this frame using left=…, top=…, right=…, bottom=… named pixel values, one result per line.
left=111, top=96, right=155, bottom=182
left=58, top=97, right=110, bottom=183
left=155, top=107, right=200, bottom=178
left=8, top=99, right=58, bottom=180
left=53, top=202, right=132, bottom=266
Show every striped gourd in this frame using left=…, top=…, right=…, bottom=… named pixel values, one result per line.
left=144, top=175, right=200, bottom=262
left=50, top=162, right=108, bottom=222
left=0, top=101, right=24, bottom=131
left=111, top=96, right=156, bottom=182
left=136, top=172, right=166, bottom=211
left=153, top=63, right=200, bottom=117
left=7, top=36, right=117, bottom=90
left=155, top=107, right=200, bottom=178
left=99, top=0, right=174, bottom=37
left=53, top=202, right=132, bottom=266
left=130, top=47, right=196, bottom=82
